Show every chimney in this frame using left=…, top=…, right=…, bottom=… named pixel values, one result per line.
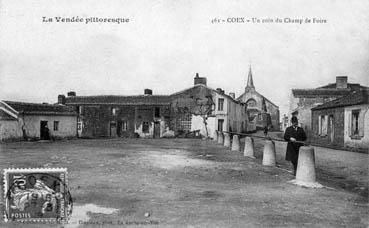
left=336, top=76, right=348, bottom=89
left=229, top=92, right=235, bottom=99
left=194, top=73, right=207, bottom=86
left=67, top=91, right=76, bottom=97
left=58, top=95, right=66, bottom=104
left=216, top=88, right=224, bottom=94
left=144, top=89, right=153, bottom=95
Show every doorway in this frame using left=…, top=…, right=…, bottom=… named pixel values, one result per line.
left=40, top=121, right=50, bottom=140
left=217, top=119, right=224, bottom=132
left=117, top=121, right=122, bottom=137
left=154, top=122, right=160, bottom=138
left=110, top=122, right=117, bottom=137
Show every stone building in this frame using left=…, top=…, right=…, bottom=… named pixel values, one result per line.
left=290, top=76, right=368, bottom=138
left=311, top=89, right=369, bottom=151
left=237, top=66, right=280, bottom=130
left=61, top=91, right=171, bottom=138
left=170, top=74, right=248, bottom=137
left=0, top=101, right=77, bottom=141
left=61, top=73, right=248, bottom=138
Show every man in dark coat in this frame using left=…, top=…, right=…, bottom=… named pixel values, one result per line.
left=284, top=116, right=307, bottom=175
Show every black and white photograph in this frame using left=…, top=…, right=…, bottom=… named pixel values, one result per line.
left=0, top=0, right=368, bottom=227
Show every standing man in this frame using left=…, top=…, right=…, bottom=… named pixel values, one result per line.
left=284, top=116, right=307, bottom=175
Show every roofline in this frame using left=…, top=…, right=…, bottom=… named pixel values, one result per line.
left=2, top=100, right=76, bottom=116
left=316, top=82, right=365, bottom=89
left=65, top=95, right=170, bottom=99
left=0, top=107, right=18, bottom=119
left=1, top=101, right=19, bottom=115
left=66, top=102, right=171, bottom=106
left=170, top=84, right=244, bottom=105
left=311, top=102, right=366, bottom=110
left=2, top=100, right=67, bottom=107
left=17, top=111, right=77, bottom=116
left=311, top=90, right=369, bottom=110
left=292, top=88, right=352, bottom=92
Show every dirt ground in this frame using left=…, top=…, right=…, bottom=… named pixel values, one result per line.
left=0, top=138, right=368, bottom=227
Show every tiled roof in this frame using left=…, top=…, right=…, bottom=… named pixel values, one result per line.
left=312, top=89, right=369, bottom=110
left=3, top=101, right=76, bottom=116
left=170, top=84, right=242, bottom=104
left=0, top=110, right=17, bottom=120
left=293, top=83, right=368, bottom=97
left=292, top=89, right=352, bottom=97
left=65, top=95, right=171, bottom=105
left=317, top=83, right=366, bottom=90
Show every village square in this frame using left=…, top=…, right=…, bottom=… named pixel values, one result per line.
left=0, top=68, right=368, bottom=227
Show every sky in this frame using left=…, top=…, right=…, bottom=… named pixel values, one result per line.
left=1, top=0, right=368, bottom=117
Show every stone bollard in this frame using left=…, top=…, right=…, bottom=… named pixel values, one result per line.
left=223, top=133, right=231, bottom=148
left=217, top=132, right=224, bottom=145
left=231, top=135, right=240, bottom=151
left=213, top=130, right=218, bottom=141
left=262, top=140, right=276, bottom=166
left=289, top=146, right=323, bottom=188
left=244, top=137, right=255, bottom=158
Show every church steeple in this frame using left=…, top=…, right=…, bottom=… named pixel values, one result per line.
left=245, top=65, right=255, bottom=91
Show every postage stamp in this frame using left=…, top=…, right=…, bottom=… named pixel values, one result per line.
left=3, top=168, right=73, bottom=223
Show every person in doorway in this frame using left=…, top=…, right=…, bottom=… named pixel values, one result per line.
left=44, top=125, right=50, bottom=140
left=284, top=116, right=306, bottom=176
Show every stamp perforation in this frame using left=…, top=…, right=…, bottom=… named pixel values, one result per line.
left=3, top=167, right=71, bottom=223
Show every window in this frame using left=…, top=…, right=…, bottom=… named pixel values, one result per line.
left=246, top=98, right=257, bottom=107
left=351, top=110, right=359, bottom=136
left=111, top=107, right=118, bottom=116
left=142, top=122, right=150, bottom=133
left=318, top=115, right=327, bottom=136
left=155, top=107, right=160, bottom=118
left=76, top=106, right=84, bottom=115
left=179, top=115, right=192, bottom=131
left=122, top=121, right=128, bottom=131
left=53, top=121, right=59, bottom=131
left=218, top=98, right=224, bottom=111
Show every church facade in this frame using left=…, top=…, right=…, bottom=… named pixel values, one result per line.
left=237, top=66, right=280, bottom=130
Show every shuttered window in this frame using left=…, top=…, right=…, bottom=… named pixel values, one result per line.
left=351, top=110, right=360, bottom=136
left=318, top=115, right=322, bottom=135
left=358, top=110, right=365, bottom=137
left=319, top=115, right=327, bottom=136
left=218, top=98, right=224, bottom=111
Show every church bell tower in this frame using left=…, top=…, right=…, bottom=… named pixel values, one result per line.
left=245, top=65, right=255, bottom=92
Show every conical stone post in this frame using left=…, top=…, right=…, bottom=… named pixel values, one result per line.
left=213, top=130, right=218, bottom=141
left=217, top=132, right=224, bottom=145
left=289, top=146, right=323, bottom=188
left=231, top=134, right=240, bottom=151
left=223, top=132, right=231, bottom=148
left=262, top=140, right=276, bottom=166
left=244, top=137, right=255, bottom=158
